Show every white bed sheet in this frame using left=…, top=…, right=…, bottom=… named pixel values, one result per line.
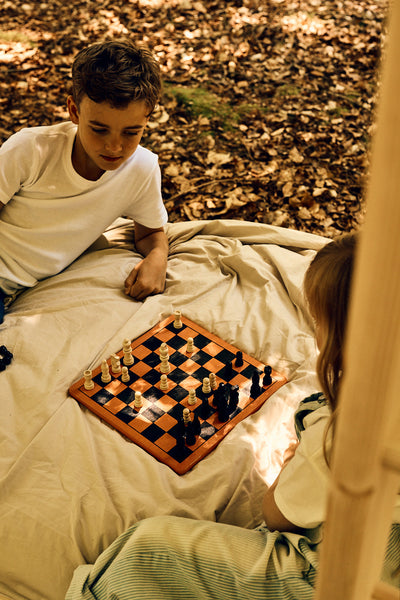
left=0, top=219, right=328, bottom=600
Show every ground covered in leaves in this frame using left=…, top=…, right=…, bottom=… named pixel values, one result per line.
left=0, top=0, right=388, bottom=237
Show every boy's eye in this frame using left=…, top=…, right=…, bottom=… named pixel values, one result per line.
left=91, top=127, right=107, bottom=135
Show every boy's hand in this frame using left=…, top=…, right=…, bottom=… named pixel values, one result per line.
left=124, top=252, right=167, bottom=301
left=124, top=223, right=168, bottom=301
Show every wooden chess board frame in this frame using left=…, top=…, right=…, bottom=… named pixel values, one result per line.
left=69, top=315, right=287, bottom=474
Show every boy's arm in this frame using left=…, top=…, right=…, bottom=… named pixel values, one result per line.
left=124, top=222, right=168, bottom=301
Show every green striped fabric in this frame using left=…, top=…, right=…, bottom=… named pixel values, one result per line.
left=66, top=517, right=400, bottom=599
left=66, top=516, right=319, bottom=600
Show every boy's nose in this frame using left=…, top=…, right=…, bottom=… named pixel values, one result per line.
left=105, top=137, right=123, bottom=153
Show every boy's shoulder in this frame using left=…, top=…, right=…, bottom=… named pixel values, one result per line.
left=1, top=121, right=76, bottom=153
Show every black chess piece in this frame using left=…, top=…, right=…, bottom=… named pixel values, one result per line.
left=263, top=365, right=272, bottom=387
left=185, top=420, right=197, bottom=446
left=228, top=384, right=239, bottom=413
left=199, top=393, right=211, bottom=419
left=0, top=345, right=13, bottom=372
left=224, top=360, right=233, bottom=381
left=235, top=350, right=243, bottom=368
left=250, top=369, right=261, bottom=398
left=192, top=413, right=201, bottom=436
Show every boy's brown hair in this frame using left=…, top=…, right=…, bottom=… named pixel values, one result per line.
left=71, top=39, right=162, bottom=115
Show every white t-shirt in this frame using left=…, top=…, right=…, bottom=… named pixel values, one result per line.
left=275, top=401, right=400, bottom=529
left=0, top=122, right=168, bottom=294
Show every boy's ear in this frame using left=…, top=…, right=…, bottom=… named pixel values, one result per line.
left=67, top=95, right=79, bottom=124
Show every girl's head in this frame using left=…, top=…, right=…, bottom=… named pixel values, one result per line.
left=304, top=233, right=357, bottom=410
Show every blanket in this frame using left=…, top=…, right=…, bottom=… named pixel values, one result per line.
left=0, top=219, right=328, bottom=600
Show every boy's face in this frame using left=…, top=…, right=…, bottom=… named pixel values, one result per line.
left=67, top=95, right=150, bottom=180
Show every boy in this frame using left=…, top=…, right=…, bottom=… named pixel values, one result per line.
left=0, top=39, right=169, bottom=324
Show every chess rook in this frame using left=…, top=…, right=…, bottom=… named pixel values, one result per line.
left=83, top=369, right=94, bottom=390
left=173, top=310, right=183, bottom=329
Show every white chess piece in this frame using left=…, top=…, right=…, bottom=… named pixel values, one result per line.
left=173, top=310, right=183, bottom=329
left=188, top=389, right=197, bottom=405
left=186, top=337, right=194, bottom=353
left=122, top=339, right=134, bottom=366
left=209, top=372, right=217, bottom=390
left=160, top=356, right=171, bottom=374
left=160, top=374, right=169, bottom=391
left=101, top=359, right=111, bottom=383
left=83, top=369, right=94, bottom=390
left=134, top=391, right=144, bottom=408
left=111, top=354, right=121, bottom=374
left=202, top=377, right=211, bottom=394
left=121, top=366, right=130, bottom=383
left=183, top=407, right=191, bottom=424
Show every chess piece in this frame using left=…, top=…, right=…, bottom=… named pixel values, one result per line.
left=0, top=345, right=13, bottom=371
left=202, top=377, right=211, bottom=395
left=188, top=389, right=197, bottom=405
left=209, top=372, right=218, bottom=390
left=111, top=353, right=121, bottom=374
left=121, top=366, right=130, bottom=383
left=192, top=413, right=201, bottom=436
left=160, top=373, right=169, bottom=391
left=83, top=369, right=94, bottom=390
left=122, top=339, right=134, bottom=366
left=159, top=342, right=169, bottom=360
left=235, top=351, right=243, bottom=368
left=228, top=384, right=239, bottom=413
left=173, top=310, right=183, bottom=329
left=250, top=369, right=261, bottom=398
left=224, top=360, right=233, bottom=381
left=182, top=407, right=191, bottom=424
left=186, top=337, right=194, bottom=353
left=263, top=365, right=272, bottom=386
left=160, top=356, right=171, bottom=373
left=101, top=359, right=111, bottom=383
left=134, top=391, right=144, bottom=408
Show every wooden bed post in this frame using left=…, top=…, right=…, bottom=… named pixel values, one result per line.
left=314, top=3, right=400, bottom=600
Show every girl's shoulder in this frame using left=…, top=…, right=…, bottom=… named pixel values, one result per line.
left=294, top=392, right=330, bottom=439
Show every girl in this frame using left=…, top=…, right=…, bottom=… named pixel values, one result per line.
left=65, top=233, right=400, bottom=600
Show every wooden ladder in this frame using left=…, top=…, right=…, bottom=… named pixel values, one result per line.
left=314, top=2, right=400, bottom=599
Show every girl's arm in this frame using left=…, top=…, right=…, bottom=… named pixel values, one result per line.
left=262, top=441, right=306, bottom=534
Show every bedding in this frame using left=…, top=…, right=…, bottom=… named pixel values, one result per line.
left=0, top=218, right=328, bottom=600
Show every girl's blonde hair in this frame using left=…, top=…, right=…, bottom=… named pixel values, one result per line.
left=304, top=233, right=357, bottom=413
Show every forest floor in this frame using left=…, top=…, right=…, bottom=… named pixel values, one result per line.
left=0, top=0, right=388, bottom=237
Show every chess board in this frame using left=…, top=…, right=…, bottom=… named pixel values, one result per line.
left=69, top=315, right=287, bottom=474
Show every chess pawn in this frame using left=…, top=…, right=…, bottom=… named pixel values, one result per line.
left=173, top=310, right=183, bottom=329
left=160, top=357, right=171, bottom=374
left=188, top=389, right=197, bottom=406
left=121, top=366, right=130, bottom=383
left=186, top=337, right=194, bottom=353
left=111, top=353, right=121, bottom=374
left=160, top=374, right=169, bottom=391
left=263, top=365, right=272, bottom=386
left=122, top=339, right=134, bottom=366
left=134, top=391, right=144, bottom=408
left=209, top=372, right=218, bottom=390
left=202, top=377, right=211, bottom=395
left=83, top=369, right=94, bottom=390
left=101, top=359, right=111, bottom=383
left=182, top=407, right=191, bottom=424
